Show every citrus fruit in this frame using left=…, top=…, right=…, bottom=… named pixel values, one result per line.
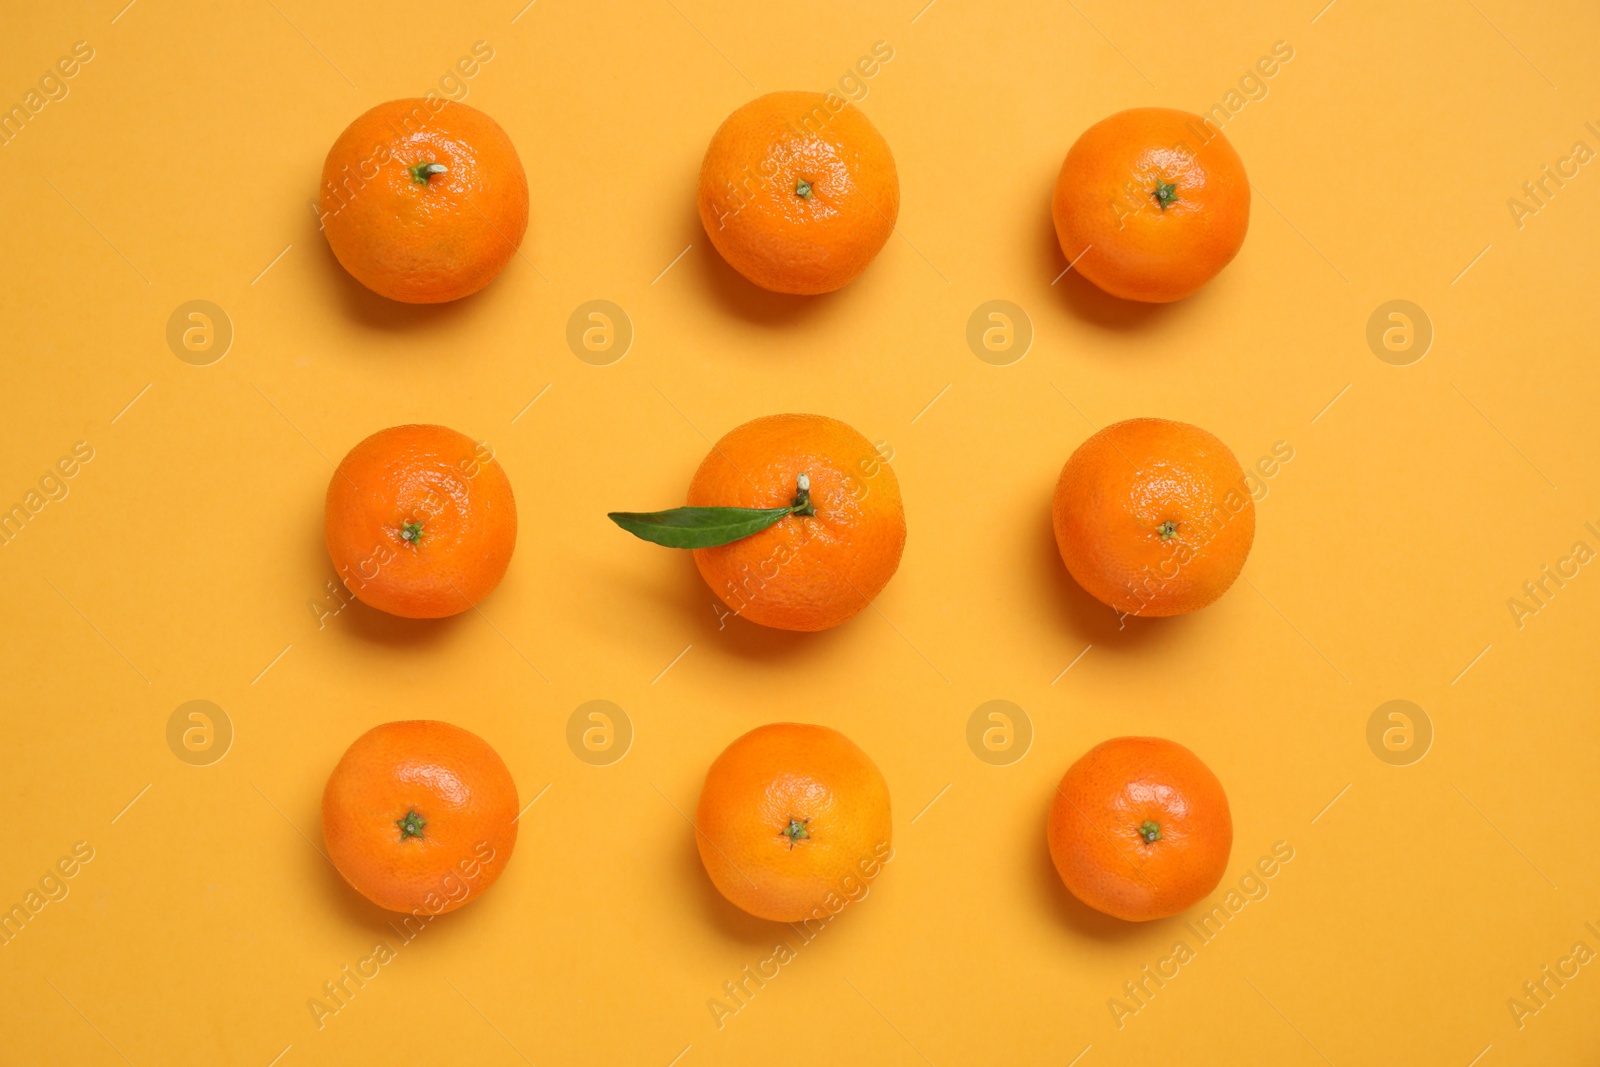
left=698, top=91, right=899, bottom=294
left=1052, top=418, right=1253, bottom=616
left=1052, top=107, right=1249, bottom=302
left=322, top=720, right=519, bottom=915
left=1047, top=736, right=1232, bottom=922
left=320, top=98, right=528, bottom=303
left=680, top=413, right=904, bottom=631
left=696, top=722, right=893, bottom=922
left=325, top=424, right=517, bottom=619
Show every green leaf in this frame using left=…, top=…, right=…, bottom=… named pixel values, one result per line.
left=607, top=505, right=797, bottom=549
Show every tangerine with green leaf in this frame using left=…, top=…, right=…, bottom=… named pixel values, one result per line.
left=608, top=413, right=905, bottom=631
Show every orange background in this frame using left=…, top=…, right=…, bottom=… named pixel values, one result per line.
left=3, top=1, right=1598, bottom=1064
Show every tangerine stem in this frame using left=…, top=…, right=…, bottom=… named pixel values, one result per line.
left=410, top=162, right=448, bottom=184
left=401, top=521, right=424, bottom=545
left=781, top=817, right=810, bottom=848
left=397, top=809, right=427, bottom=840
left=791, top=473, right=815, bottom=517
left=1139, top=820, right=1161, bottom=843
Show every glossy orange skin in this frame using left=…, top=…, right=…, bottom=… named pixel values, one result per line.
left=688, top=414, right=905, bottom=631
left=321, top=99, right=528, bottom=303
left=696, top=723, right=892, bottom=922
left=322, top=720, right=519, bottom=915
left=698, top=91, right=899, bottom=294
left=325, top=424, right=517, bottom=619
left=1052, top=418, right=1253, bottom=617
left=1047, top=736, right=1232, bottom=922
left=1052, top=107, right=1249, bottom=302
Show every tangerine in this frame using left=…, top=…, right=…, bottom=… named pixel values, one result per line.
left=698, top=91, right=898, bottom=294
left=687, top=414, right=904, bottom=631
left=321, top=98, right=528, bottom=303
left=696, top=722, right=892, bottom=923
left=322, top=720, right=519, bottom=915
left=1052, top=418, right=1253, bottom=616
left=325, top=424, right=517, bottom=619
left=1052, top=107, right=1249, bottom=302
left=1047, top=736, right=1232, bottom=922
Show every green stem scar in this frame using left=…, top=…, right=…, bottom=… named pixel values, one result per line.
left=795, top=178, right=814, bottom=199
left=1157, top=521, right=1178, bottom=540
left=401, top=521, right=425, bottom=545
left=409, top=162, right=448, bottom=184
left=781, top=817, right=811, bottom=848
left=397, top=809, right=427, bottom=840
left=1152, top=179, right=1178, bottom=211
left=607, top=473, right=816, bottom=549
left=1139, top=820, right=1162, bottom=843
